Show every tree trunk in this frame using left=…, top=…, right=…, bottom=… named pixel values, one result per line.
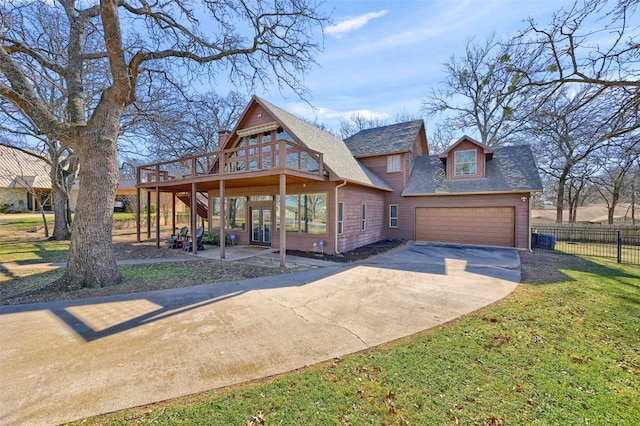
left=36, top=193, right=49, bottom=238
left=51, top=184, right=72, bottom=240
left=55, top=114, right=123, bottom=289
left=556, top=173, right=567, bottom=223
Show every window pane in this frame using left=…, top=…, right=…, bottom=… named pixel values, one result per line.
left=338, top=202, right=344, bottom=235
left=276, top=195, right=300, bottom=232
left=361, top=204, right=366, bottom=231
left=226, top=197, right=246, bottom=230
left=454, top=150, right=477, bottom=176
left=301, top=194, right=326, bottom=234
left=277, top=128, right=295, bottom=142
left=389, top=205, right=398, bottom=227
left=211, top=197, right=246, bottom=230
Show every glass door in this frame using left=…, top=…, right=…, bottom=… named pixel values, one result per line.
left=251, top=207, right=271, bottom=245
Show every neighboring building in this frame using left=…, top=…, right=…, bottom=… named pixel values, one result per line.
left=135, top=97, right=542, bottom=259
left=0, top=144, right=136, bottom=213
left=0, top=144, right=65, bottom=212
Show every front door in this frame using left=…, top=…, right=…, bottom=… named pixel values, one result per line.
left=251, top=207, right=271, bottom=245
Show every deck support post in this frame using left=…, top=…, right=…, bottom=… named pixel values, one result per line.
left=220, top=180, right=226, bottom=260
left=146, top=190, right=151, bottom=239
left=136, top=188, right=141, bottom=242
left=171, top=193, right=176, bottom=237
left=191, top=182, right=198, bottom=254
left=155, top=187, right=160, bottom=247
left=279, top=173, right=286, bottom=268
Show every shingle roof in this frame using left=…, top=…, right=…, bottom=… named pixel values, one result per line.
left=255, top=97, right=392, bottom=191
left=0, top=144, right=51, bottom=189
left=344, top=120, right=424, bottom=157
left=402, top=145, right=543, bottom=195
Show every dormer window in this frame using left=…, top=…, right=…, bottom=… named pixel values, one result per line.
left=454, top=150, right=477, bottom=176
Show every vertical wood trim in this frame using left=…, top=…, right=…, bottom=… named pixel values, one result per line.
left=136, top=188, right=141, bottom=243
left=155, top=187, right=160, bottom=248
left=171, top=193, right=176, bottom=235
left=191, top=182, right=197, bottom=254
left=220, top=180, right=226, bottom=259
left=146, top=190, right=151, bottom=238
left=279, top=173, right=286, bottom=267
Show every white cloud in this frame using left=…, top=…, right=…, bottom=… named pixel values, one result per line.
left=326, top=10, right=389, bottom=37
left=288, top=103, right=389, bottom=127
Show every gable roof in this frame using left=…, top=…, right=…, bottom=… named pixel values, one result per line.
left=439, top=135, right=494, bottom=160
left=403, top=145, right=542, bottom=196
left=344, top=120, right=425, bottom=157
left=252, top=97, right=391, bottom=191
left=0, top=144, right=52, bottom=189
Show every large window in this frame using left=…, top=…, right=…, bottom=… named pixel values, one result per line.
left=361, top=204, right=366, bottom=231
left=338, top=202, right=344, bottom=235
left=454, top=150, right=477, bottom=176
left=387, top=154, right=401, bottom=173
left=211, top=197, right=246, bottom=230
left=276, top=193, right=327, bottom=234
left=389, top=205, right=398, bottom=228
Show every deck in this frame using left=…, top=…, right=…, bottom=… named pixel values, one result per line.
left=136, top=140, right=327, bottom=191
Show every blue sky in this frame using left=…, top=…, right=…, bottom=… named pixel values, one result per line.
left=245, top=0, right=575, bottom=136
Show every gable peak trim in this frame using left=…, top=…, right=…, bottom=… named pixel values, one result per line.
left=236, top=121, right=279, bottom=137
left=439, top=135, right=494, bottom=160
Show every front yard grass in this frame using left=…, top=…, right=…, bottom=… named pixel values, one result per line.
left=79, top=255, right=639, bottom=425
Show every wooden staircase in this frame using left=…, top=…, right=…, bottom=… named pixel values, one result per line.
left=177, top=192, right=208, bottom=219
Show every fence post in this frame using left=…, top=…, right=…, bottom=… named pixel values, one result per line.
left=617, top=228, right=622, bottom=264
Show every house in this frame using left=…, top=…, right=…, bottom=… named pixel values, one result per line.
left=135, top=97, right=542, bottom=265
left=0, top=144, right=136, bottom=213
left=0, top=144, right=62, bottom=212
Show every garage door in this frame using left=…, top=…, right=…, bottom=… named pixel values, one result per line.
left=416, top=207, right=515, bottom=247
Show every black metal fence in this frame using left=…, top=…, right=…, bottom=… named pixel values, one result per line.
left=531, top=224, right=640, bottom=266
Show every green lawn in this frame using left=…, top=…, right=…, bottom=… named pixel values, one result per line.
left=77, top=256, right=639, bottom=425
left=0, top=215, right=69, bottom=264
left=554, top=241, right=640, bottom=265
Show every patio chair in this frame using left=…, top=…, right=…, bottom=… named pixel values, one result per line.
left=168, top=226, right=188, bottom=249
left=184, top=227, right=205, bottom=252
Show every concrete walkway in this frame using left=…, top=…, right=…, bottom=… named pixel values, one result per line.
left=0, top=244, right=520, bottom=425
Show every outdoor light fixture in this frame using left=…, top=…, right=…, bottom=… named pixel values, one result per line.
left=521, top=197, right=528, bottom=202
left=230, top=233, right=236, bottom=245
left=318, top=240, right=325, bottom=254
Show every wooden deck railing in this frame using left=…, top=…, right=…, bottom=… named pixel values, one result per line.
left=137, top=141, right=325, bottom=184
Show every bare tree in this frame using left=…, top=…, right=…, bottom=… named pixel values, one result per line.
left=422, top=34, right=533, bottom=146
left=512, top=0, right=639, bottom=148
left=589, top=142, right=639, bottom=224
left=0, top=1, right=94, bottom=241
left=339, top=113, right=389, bottom=139
left=427, top=122, right=457, bottom=155
left=0, top=0, right=329, bottom=289
left=525, top=86, right=624, bottom=223
left=0, top=103, right=79, bottom=239
left=127, top=90, right=247, bottom=161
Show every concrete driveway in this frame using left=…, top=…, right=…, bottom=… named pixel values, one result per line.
left=0, top=243, right=520, bottom=425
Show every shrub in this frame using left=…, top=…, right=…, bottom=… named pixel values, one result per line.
left=202, top=232, right=232, bottom=246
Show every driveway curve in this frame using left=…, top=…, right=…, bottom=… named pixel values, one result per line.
left=0, top=243, right=520, bottom=425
